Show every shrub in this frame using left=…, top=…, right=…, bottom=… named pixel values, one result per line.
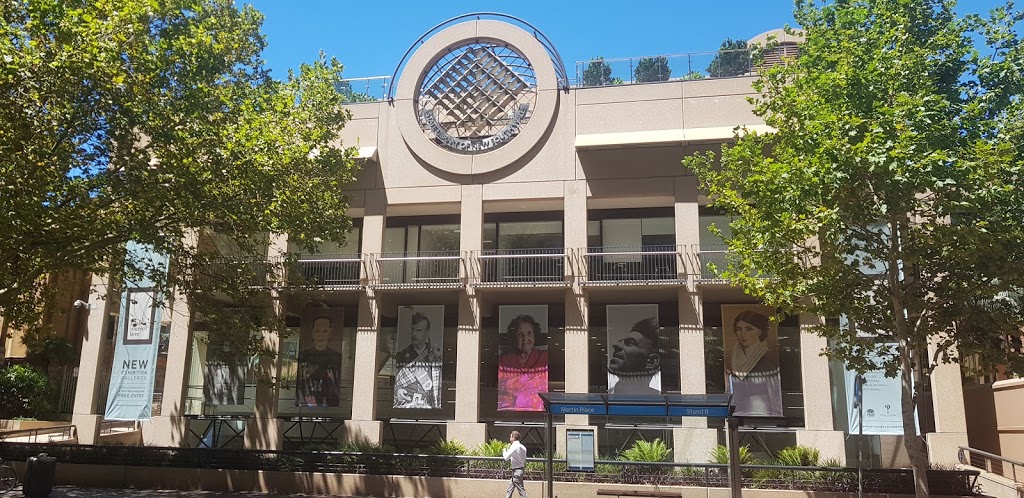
left=473, top=438, right=505, bottom=457
left=709, top=444, right=753, bottom=465
left=0, top=364, right=54, bottom=418
left=776, top=445, right=821, bottom=467
left=620, top=438, right=670, bottom=462
left=430, top=439, right=468, bottom=456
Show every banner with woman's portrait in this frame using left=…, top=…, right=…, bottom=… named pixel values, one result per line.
left=606, top=304, right=661, bottom=394
left=497, top=305, right=549, bottom=411
left=393, top=305, right=445, bottom=409
left=722, top=304, right=783, bottom=417
left=295, top=308, right=344, bottom=408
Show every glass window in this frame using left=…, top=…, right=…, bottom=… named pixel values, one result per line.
left=277, top=306, right=357, bottom=421
left=184, top=330, right=256, bottom=416
left=288, top=227, right=361, bottom=257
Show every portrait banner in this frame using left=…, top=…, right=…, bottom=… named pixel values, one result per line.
left=845, top=345, right=906, bottom=435
left=203, top=360, right=245, bottom=405
left=295, top=308, right=345, bottom=407
left=606, top=304, right=661, bottom=394
left=394, top=305, right=445, bottom=409
left=722, top=304, right=783, bottom=417
left=104, top=242, right=168, bottom=421
left=497, top=305, right=549, bottom=411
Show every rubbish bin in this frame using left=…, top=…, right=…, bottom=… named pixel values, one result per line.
left=22, top=453, right=56, bottom=498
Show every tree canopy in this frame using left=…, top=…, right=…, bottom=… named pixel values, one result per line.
left=582, top=57, right=614, bottom=86
left=0, top=0, right=360, bottom=356
left=706, top=38, right=751, bottom=78
left=686, top=0, right=1023, bottom=496
left=634, top=56, right=672, bottom=83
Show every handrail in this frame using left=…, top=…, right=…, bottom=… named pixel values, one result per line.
left=959, top=446, right=1024, bottom=483
left=477, top=252, right=565, bottom=260
left=295, top=257, right=361, bottom=263
left=960, top=446, right=1024, bottom=467
left=377, top=255, right=462, bottom=261
left=0, top=425, right=76, bottom=442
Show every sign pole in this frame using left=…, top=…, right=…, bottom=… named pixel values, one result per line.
left=547, top=410, right=554, bottom=498
left=726, top=416, right=742, bottom=498
left=857, top=374, right=865, bottom=498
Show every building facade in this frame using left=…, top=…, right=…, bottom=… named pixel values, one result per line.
left=63, top=15, right=970, bottom=465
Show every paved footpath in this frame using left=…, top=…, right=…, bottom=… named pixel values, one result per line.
left=7, top=486, right=377, bottom=497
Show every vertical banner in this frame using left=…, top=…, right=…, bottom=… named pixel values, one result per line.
left=394, top=305, right=444, bottom=409
left=295, top=308, right=344, bottom=407
left=722, top=305, right=783, bottom=417
left=104, top=242, right=168, bottom=421
left=845, top=346, right=905, bottom=434
left=606, top=304, right=661, bottom=394
left=497, top=305, right=549, bottom=411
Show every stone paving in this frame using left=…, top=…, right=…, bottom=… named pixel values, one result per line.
left=5, top=485, right=375, bottom=497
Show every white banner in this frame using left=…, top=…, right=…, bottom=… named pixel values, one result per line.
left=845, top=348, right=905, bottom=435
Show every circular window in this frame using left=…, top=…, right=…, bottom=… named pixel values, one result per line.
left=416, top=42, right=537, bottom=154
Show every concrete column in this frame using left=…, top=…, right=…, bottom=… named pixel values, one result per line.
left=926, top=340, right=969, bottom=465
left=796, top=312, right=846, bottom=464
left=450, top=185, right=485, bottom=445
left=146, top=233, right=198, bottom=447
left=563, top=180, right=590, bottom=429
left=244, top=233, right=287, bottom=450
left=71, top=272, right=115, bottom=444
left=346, top=190, right=385, bottom=444
left=674, top=175, right=700, bottom=282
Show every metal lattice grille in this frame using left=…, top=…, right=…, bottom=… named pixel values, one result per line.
left=417, top=42, right=537, bottom=152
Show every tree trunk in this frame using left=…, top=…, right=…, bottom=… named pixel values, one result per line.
left=899, top=340, right=929, bottom=497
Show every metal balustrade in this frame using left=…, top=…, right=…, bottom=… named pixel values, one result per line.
left=960, top=446, right=1024, bottom=484
left=697, top=245, right=730, bottom=282
left=375, top=251, right=463, bottom=286
left=476, top=248, right=566, bottom=285
left=289, top=254, right=362, bottom=288
left=584, top=246, right=682, bottom=283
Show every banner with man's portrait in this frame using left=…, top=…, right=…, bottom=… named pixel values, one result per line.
left=722, top=304, right=783, bottom=417
left=394, top=305, right=445, bottom=409
left=606, top=304, right=661, bottom=394
left=295, top=308, right=345, bottom=408
left=497, top=305, right=549, bottom=411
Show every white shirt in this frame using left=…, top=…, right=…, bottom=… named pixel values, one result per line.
left=502, top=440, right=527, bottom=469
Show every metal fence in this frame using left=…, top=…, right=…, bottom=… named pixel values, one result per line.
left=289, top=254, right=362, bottom=287
left=477, top=248, right=565, bottom=284
left=575, top=49, right=753, bottom=87
left=0, top=426, right=76, bottom=443
left=0, top=443, right=980, bottom=495
left=584, top=246, right=680, bottom=282
left=375, top=251, right=463, bottom=286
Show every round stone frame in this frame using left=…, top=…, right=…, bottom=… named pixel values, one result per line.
left=395, top=20, right=559, bottom=176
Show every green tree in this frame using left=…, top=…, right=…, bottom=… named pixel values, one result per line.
left=685, top=1, right=1024, bottom=496
left=0, top=0, right=360, bottom=358
left=706, top=38, right=750, bottom=77
left=582, top=57, right=614, bottom=86
left=634, top=56, right=671, bottom=83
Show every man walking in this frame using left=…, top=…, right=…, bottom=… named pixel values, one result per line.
left=502, top=431, right=527, bottom=498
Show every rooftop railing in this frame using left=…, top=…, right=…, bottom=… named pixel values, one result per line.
left=336, top=76, right=389, bottom=103
left=575, top=49, right=754, bottom=87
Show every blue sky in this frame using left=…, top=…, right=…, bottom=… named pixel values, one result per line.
left=248, top=0, right=1009, bottom=80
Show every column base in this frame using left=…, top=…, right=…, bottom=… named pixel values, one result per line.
left=343, top=420, right=384, bottom=447
left=245, top=416, right=282, bottom=450
left=556, top=424, right=598, bottom=459
left=144, top=415, right=187, bottom=447
left=71, top=414, right=101, bottom=445
left=672, top=427, right=719, bottom=463
left=796, top=429, right=847, bottom=466
left=446, top=422, right=487, bottom=449
left=927, top=432, right=969, bottom=466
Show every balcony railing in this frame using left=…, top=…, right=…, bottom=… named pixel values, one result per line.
left=583, top=245, right=681, bottom=283
left=336, top=76, right=389, bottom=103
left=375, top=251, right=463, bottom=287
left=194, top=258, right=276, bottom=290
left=289, top=254, right=362, bottom=288
left=476, top=248, right=566, bottom=285
left=697, top=244, right=730, bottom=282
